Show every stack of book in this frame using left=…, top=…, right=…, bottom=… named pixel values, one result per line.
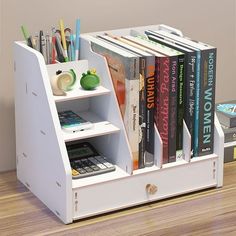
left=82, top=26, right=217, bottom=169
left=216, top=100, right=236, bottom=163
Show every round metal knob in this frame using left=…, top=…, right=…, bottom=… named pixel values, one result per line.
left=146, top=184, right=158, bottom=195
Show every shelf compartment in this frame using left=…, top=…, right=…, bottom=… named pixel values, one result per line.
left=61, top=111, right=120, bottom=142
left=47, top=60, right=111, bottom=102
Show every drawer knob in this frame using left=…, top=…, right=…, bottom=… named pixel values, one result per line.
left=146, top=184, right=158, bottom=195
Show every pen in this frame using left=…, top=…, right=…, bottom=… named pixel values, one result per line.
left=21, top=25, right=34, bottom=48
left=75, top=19, right=80, bottom=60
left=52, top=27, right=65, bottom=62
left=39, top=30, right=47, bottom=62
left=45, top=33, right=51, bottom=64
left=51, top=35, right=57, bottom=64
left=70, top=32, right=75, bottom=61
left=59, top=19, right=69, bottom=62
left=34, top=32, right=39, bottom=51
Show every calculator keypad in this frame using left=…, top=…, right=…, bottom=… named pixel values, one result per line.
left=71, top=156, right=115, bottom=179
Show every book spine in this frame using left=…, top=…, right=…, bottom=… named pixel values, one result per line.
left=193, top=51, right=201, bottom=157
left=129, top=58, right=140, bottom=169
left=230, top=119, right=236, bottom=128
left=224, top=145, right=236, bottom=163
left=138, top=58, right=146, bottom=168
left=183, top=52, right=196, bottom=156
left=145, top=58, right=155, bottom=167
left=176, top=54, right=185, bottom=157
left=154, top=57, right=161, bottom=127
left=158, top=57, right=170, bottom=164
left=198, top=49, right=216, bottom=156
left=168, top=56, right=178, bottom=162
left=224, top=129, right=236, bottom=143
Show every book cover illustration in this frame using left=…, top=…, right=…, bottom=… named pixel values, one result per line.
left=216, top=101, right=236, bottom=128
left=217, top=103, right=236, bottom=116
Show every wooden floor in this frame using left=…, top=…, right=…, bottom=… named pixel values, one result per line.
left=0, top=162, right=236, bottom=236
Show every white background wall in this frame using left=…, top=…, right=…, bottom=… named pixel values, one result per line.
left=0, top=0, right=235, bottom=172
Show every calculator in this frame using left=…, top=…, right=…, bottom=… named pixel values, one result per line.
left=58, top=110, right=93, bottom=133
left=66, top=142, right=116, bottom=179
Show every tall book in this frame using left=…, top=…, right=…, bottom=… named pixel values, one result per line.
left=144, top=31, right=196, bottom=157
left=82, top=35, right=140, bottom=169
left=149, top=30, right=216, bottom=157
left=97, top=34, right=155, bottom=168
left=121, top=35, right=182, bottom=163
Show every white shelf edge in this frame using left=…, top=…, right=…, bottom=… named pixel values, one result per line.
left=133, top=165, right=160, bottom=175
left=190, top=153, right=218, bottom=162
left=63, top=122, right=120, bottom=142
left=58, top=110, right=120, bottom=142
left=72, top=165, right=129, bottom=188
left=54, top=86, right=111, bottom=102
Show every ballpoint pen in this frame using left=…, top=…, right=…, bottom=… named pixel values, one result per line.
left=39, top=30, right=47, bottom=61
left=70, top=32, right=75, bottom=61
left=75, top=19, right=80, bottom=60
left=45, top=33, right=51, bottom=64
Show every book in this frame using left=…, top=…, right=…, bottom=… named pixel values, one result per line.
left=115, top=36, right=168, bottom=163
left=144, top=31, right=196, bottom=158
left=122, top=35, right=184, bottom=163
left=149, top=30, right=216, bottom=157
left=83, top=35, right=140, bottom=169
left=216, top=100, right=236, bottom=128
left=221, top=124, right=236, bottom=143
left=97, top=34, right=155, bottom=168
left=224, top=144, right=236, bottom=163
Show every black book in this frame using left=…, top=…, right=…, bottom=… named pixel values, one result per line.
left=168, top=55, right=178, bottom=162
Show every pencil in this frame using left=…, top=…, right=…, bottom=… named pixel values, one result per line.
left=59, top=19, right=69, bottom=62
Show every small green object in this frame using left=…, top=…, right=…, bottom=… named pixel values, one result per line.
left=80, top=69, right=100, bottom=90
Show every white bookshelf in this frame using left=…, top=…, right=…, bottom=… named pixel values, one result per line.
left=14, top=25, right=224, bottom=224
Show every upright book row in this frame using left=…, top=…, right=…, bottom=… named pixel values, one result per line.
left=81, top=26, right=217, bottom=170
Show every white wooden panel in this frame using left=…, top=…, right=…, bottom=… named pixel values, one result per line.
left=214, top=114, right=224, bottom=187
left=183, top=120, right=191, bottom=162
left=73, top=156, right=217, bottom=220
left=14, top=42, right=72, bottom=224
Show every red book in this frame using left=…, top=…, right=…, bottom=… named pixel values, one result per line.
left=158, top=57, right=170, bottom=164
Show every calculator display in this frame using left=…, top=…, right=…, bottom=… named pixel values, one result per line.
left=68, top=146, right=94, bottom=159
